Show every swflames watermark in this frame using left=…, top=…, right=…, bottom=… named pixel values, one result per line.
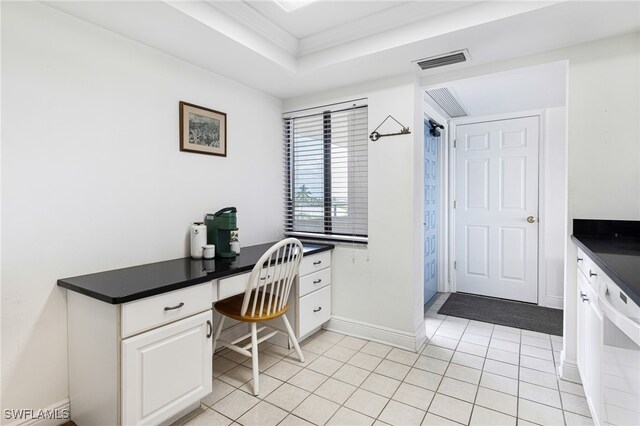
left=4, top=408, right=70, bottom=421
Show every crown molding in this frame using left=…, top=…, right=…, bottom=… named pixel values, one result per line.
left=204, top=0, right=298, bottom=55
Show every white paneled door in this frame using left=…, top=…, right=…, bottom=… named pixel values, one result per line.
left=455, top=116, right=539, bottom=303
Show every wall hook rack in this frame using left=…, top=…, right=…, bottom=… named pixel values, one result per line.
left=369, top=115, right=411, bottom=141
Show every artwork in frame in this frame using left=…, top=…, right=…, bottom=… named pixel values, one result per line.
left=179, top=101, right=227, bottom=157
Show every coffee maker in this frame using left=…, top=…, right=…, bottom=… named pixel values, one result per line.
left=205, top=207, right=238, bottom=258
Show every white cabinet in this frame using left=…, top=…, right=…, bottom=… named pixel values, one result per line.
left=576, top=250, right=604, bottom=424
left=122, top=311, right=212, bottom=426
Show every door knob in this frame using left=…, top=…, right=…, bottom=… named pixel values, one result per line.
left=527, top=216, right=536, bottom=223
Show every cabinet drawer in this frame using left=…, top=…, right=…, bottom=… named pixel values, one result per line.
left=577, top=249, right=599, bottom=286
left=218, top=272, right=251, bottom=299
left=299, top=268, right=331, bottom=297
left=299, top=286, right=331, bottom=338
left=122, top=283, right=213, bottom=338
left=300, top=251, right=331, bottom=276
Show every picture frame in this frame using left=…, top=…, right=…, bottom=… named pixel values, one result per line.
left=179, top=101, right=227, bottom=157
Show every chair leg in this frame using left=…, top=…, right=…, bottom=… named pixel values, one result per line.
left=282, top=315, right=304, bottom=363
left=212, top=315, right=225, bottom=353
left=250, top=322, right=260, bottom=396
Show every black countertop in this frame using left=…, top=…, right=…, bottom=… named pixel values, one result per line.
left=58, top=242, right=334, bottom=304
left=572, top=219, right=640, bottom=307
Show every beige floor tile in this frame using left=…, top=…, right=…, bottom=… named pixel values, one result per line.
left=491, top=330, right=521, bottom=343
left=561, top=392, right=592, bottom=417
left=262, top=344, right=294, bottom=359
left=236, top=401, right=287, bottom=426
left=421, top=413, right=462, bottom=425
left=521, top=335, right=552, bottom=350
left=405, top=367, right=443, bottom=391
left=307, top=356, right=344, bottom=376
left=445, top=363, right=482, bottom=385
left=488, top=338, right=520, bottom=354
left=361, top=373, right=401, bottom=398
left=414, top=355, right=449, bottom=375
left=336, top=336, right=367, bottom=351
left=263, top=360, right=303, bottom=382
left=344, top=388, right=390, bottom=418
left=221, top=350, right=251, bottom=365
left=475, top=387, right=517, bottom=417
left=283, top=349, right=319, bottom=367
left=302, top=338, right=333, bottom=355
left=323, top=345, right=357, bottom=363
left=518, top=398, right=565, bottom=425
left=278, top=414, right=315, bottom=426
left=332, top=364, right=371, bottom=387
left=218, top=365, right=254, bottom=387
left=428, top=393, right=473, bottom=424
left=482, top=359, right=518, bottom=379
left=469, top=406, right=516, bottom=426
left=183, top=408, right=232, bottom=426
left=314, top=331, right=346, bottom=345
left=347, top=352, right=383, bottom=371
left=464, top=326, right=493, bottom=339
left=519, top=381, right=561, bottom=408
left=520, top=344, right=554, bottom=361
left=486, top=347, right=520, bottom=365
left=201, top=379, right=235, bottom=406
left=173, top=405, right=208, bottom=426
left=379, top=400, right=426, bottom=426
left=241, top=353, right=280, bottom=372
left=374, top=359, right=411, bottom=380
left=520, top=354, right=556, bottom=374
left=479, top=372, right=518, bottom=396
left=422, top=344, right=454, bottom=362
left=564, top=411, right=594, bottom=425
left=288, top=368, right=328, bottom=392
left=493, top=325, right=521, bottom=336
left=386, top=347, right=420, bottom=366
left=213, top=356, right=239, bottom=378
left=326, top=407, right=375, bottom=426
left=239, top=374, right=283, bottom=398
left=264, top=383, right=310, bottom=412
left=559, top=379, right=586, bottom=397
left=212, top=389, right=260, bottom=420
left=456, top=341, right=488, bottom=357
left=392, top=382, right=435, bottom=411
left=313, top=378, right=357, bottom=404
left=361, top=341, right=394, bottom=358
left=430, top=335, right=461, bottom=350
left=437, top=377, right=478, bottom=403
left=451, top=351, right=485, bottom=370
left=292, top=394, right=340, bottom=426
left=435, top=327, right=464, bottom=341
left=519, top=366, right=558, bottom=389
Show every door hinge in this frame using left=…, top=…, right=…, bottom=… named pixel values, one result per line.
left=453, top=139, right=457, bottom=148
left=454, top=261, right=457, bottom=270
left=453, top=200, right=457, bottom=209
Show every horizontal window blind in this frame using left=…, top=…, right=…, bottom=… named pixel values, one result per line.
left=283, top=100, right=368, bottom=244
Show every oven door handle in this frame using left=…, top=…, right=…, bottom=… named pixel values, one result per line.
left=599, top=291, right=640, bottom=346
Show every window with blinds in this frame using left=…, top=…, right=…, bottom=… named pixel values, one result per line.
left=283, top=100, right=368, bottom=244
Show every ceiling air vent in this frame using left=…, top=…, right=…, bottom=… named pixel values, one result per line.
left=415, top=50, right=469, bottom=70
left=425, top=87, right=468, bottom=118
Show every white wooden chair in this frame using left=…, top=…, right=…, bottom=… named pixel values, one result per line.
left=212, top=238, right=305, bottom=395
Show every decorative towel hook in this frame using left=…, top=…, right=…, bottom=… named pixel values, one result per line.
left=369, top=115, right=411, bottom=141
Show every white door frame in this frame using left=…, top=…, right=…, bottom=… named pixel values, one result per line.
left=448, top=109, right=548, bottom=306
left=423, top=99, right=450, bottom=295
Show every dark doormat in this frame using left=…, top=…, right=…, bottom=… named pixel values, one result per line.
left=438, top=293, right=563, bottom=336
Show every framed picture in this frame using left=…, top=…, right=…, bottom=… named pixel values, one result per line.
left=179, top=101, right=227, bottom=157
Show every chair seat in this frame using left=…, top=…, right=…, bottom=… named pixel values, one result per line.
left=214, top=291, right=289, bottom=322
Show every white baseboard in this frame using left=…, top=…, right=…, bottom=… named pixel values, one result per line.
left=5, top=399, right=70, bottom=426
left=559, top=352, right=581, bottom=384
left=324, top=316, right=421, bottom=352
left=544, top=295, right=564, bottom=309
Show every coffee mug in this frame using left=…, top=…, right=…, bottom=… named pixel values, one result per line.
left=203, top=244, right=216, bottom=259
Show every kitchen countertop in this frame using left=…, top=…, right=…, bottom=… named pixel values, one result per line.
left=572, top=219, right=640, bottom=307
left=58, top=242, right=333, bottom=304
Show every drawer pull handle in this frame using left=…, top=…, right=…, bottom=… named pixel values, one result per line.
left=313, top=261, right=322, bottom=266
left=589, top=270, right=597, bottom=277
left=577, top=257, right=583, bottom=262
left=164, top=302, right=184, bottom=311
left=313, top=279, right=322, bottom=284
left=260, top=275, right=271, bottom=280
left=313, top=307, right=322, bottom=313
left=206, top=320, right=213, bottom=338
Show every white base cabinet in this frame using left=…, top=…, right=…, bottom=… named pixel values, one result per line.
left=122, top=311, right=212, bottom=426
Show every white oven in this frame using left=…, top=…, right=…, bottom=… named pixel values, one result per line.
left=600, top=278, right=640, bottom=426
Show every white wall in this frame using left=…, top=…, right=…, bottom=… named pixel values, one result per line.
left=422, top=31, right=640, bottom=378
left=1, top=1, right=283, bottom=417
left=284, top=75, right=426, bottom=350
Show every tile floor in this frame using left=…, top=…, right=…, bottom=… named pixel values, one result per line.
left=173, top=293, right=592, bottom=426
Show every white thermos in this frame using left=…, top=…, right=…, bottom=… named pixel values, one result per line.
left=190, top=222, right=207, bottom=259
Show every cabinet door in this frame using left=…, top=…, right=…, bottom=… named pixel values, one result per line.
left=576, top=269, right=588, bottom=376
left=585, top=286, right=603, bottom=424
left=122, top=310, right=213, bottom=426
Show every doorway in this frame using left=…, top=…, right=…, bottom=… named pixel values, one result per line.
left=454, top=115, right=540, bottom=303
left=424, top=119, right=442, bottom=306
